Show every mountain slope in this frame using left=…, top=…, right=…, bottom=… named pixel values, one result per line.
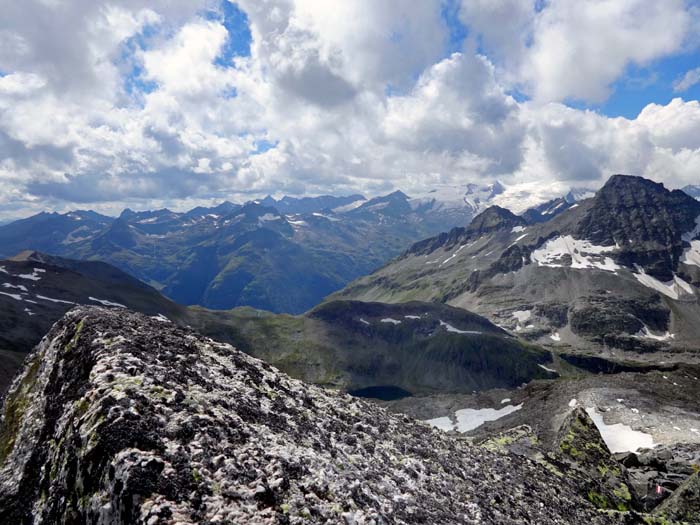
left=188, top=300, right=557, bottom=397
left=0, top=211, right=112, bottom=256
left=335, top=175, right=700, bottom=357
left=0, top=251, right=186, bottom=392
left=0, top=307, right=626, bottom=524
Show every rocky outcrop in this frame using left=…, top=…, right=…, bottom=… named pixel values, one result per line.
left=0, top=307, right=624, bottom=524
left=617, top=444, right=700, bottom=512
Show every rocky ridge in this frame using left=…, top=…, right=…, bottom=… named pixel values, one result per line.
left=0, top=307, right=630, bottom=524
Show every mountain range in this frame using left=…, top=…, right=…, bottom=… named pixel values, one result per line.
left=335, top=175, right=700, bottom=359
left=0, top=182, right=586, bottom=314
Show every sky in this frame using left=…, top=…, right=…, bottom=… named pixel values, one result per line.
left=1, top=0, right=700, bottom=219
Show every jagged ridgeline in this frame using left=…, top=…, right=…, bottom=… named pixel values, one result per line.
left=335, top=175, right=700, bottom=358
left=0, top=307, right=620, bottom=524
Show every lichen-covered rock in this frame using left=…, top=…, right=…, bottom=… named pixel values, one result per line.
left=556, top=408, right=634, bottom=512
left=0, top=307, right=626, bottom=524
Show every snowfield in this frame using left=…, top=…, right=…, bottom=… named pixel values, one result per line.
left=426, top=404, right=523, bottom=433
left=531, top=236, right=619, bottom=272
left=585, top=407, right=655, bottom=453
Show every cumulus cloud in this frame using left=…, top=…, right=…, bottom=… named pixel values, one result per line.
left=0, top=0, right=699, bottom=219
left=459, top=0, right=693, bottom=103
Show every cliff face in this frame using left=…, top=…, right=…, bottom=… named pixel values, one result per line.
left=0, top=307, right=619, bottom=524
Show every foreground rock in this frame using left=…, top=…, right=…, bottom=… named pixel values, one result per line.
left=0, top=307, right=625, bottom=524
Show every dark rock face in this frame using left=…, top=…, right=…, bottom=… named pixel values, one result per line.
left=0, top=307, right=621, bottom=524
left=576, top=175, right=700, bottom=281
left=466, top=206, right=527, bottom=236
left=569, top=297, right=670, bottom=338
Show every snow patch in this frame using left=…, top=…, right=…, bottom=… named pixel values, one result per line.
left=500, top=398, right=511, bottom=404
left=311, top=212, right=339, bottom=222
left=511, top=226, right=526, bottom=233
left=585, top=407, right=655, bottom=453
left=681, top=240, right=700, bottom=268
left=380, top=318, right=401, bottom=325
left=538, top=364, right=558, bottom=374
left=550, top=332, right=561, bottom=342
left=404, top=315, right=421, bottom=320
left=89, top=297, right=126, bottom=308
left=2, top=282, right=28, bottom=292
left=18, top=268, right=44, bottom=281
left=151, top=314, right=171, bottom=323
left=0, top=291, right=23, bottom=301
left=512, top=310, right=531, bottom=324
left=569, top=399, right=578, bottom=408
left=423, top=416, right=454, bottom=432
left=440, top=244, right=467, bottom=267
left=359, top=318, right=370, bottom=326
left=531, top=235, right=619, bottom=272
left=332, top=199, right=366, bottom=213
left=635, top=325, right=675, bottom=341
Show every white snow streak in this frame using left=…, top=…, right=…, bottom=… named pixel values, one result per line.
left=439, top=320, right=481, bottom=335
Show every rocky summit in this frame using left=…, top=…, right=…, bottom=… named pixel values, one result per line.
left=0, top=307, right=635, bottom=524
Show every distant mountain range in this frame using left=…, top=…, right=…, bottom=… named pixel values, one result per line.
left=336, top=175, right=700, bottom=356
left=0, top=183, right=587, bottom=313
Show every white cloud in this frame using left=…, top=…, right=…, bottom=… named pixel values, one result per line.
left=459, top=0, right=692, bottom=103
left=674, top=67, right=700, bottom=92
left=0, top=0, right=699, bottom=220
